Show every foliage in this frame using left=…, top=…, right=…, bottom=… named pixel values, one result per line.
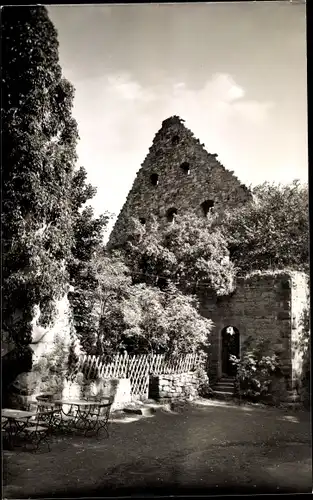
left=104, top=212, right=228, bottom=357
left=230, top=337, right=281, bottom=401
left=69, top=166, right=110, bottom=265
left=2, top=7, right=108, bottom=373
left=67, top=168, right=111, bottom=355
left=118, top=283, right=213, bottom=356
left=75, top=252, right=213, bottom=357
left=220, top=181, right=309, bottom=274
left=32, top=334, right=68, bottom=393
left=116, top=213, right=236, bottom=297
left=298, top=287, right=310, bottom=407
left=194, top=364, right=212, bottom=398
left=69, top=249, right=132, bottom=355
left=2, top=6, right=79, bottom=353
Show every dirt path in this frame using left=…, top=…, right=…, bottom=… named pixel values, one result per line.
left=3, top=399, right=311, bottom=497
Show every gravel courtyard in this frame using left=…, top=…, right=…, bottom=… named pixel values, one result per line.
left=3, top=399, right=311, bottom=497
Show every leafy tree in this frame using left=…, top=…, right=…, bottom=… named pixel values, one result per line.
left=102, top=213, right=232, bottom=357
left=69, top=166, right=109, bottom=265
left=67, top=165, right=111, bottom=353
left=70, top=247, right=213, bottom=358
left=69, top=249, right=131, bottom=355
left=2, top=7, right=108, bottom=375
left=102, top=282, right=213, bottom=356
left=2, top=6, right=79, bottom=358
left=220, top=181, right=309, bottom=274
left=115, top=213, right=236, bottom=298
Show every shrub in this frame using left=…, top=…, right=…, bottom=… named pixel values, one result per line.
left=195, top=365, right=212, bottom=398
left=220, top=180, right=309, bottom=274
left=230, top=337, right=281, bottom=402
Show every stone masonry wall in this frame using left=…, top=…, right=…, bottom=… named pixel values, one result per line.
left=200, top=272, right=294, bottom=385
left=149, top=372, right=200, bottom=401
left=290, top=272, right=309, bottom=398
left=62, top=375, right=132, bottom=411
left=108, top=116, right=252, bottom=248
left=199, top=270, right=309, bottom=402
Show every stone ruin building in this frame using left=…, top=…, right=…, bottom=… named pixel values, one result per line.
left=108, top=115, right=252, bottom=246
left=109, top=115, right=309, bottom=405
left=2, top=115, right=308, bottom=409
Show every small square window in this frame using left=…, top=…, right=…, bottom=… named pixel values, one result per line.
left=201, top=200, right=214, bottom=217
left=166, top=208, right=177, bottom=223
left=180, top=162, right=190, bottom=175
left=150, top=173, right=159, bottom=186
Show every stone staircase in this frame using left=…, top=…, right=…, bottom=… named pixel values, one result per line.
left=211, top=376, right=236, bottom=400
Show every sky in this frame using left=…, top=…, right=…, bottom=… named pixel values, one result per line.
left=48, top=2, right=308, bottom=237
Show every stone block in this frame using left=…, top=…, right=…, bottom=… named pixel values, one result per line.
left=102, top=378, right=132, bottom=410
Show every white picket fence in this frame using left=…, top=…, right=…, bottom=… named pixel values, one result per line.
left=72, top=352, right=202, bottom=398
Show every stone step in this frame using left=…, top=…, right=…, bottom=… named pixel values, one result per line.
left=213, top=387, right=235, bottom=394
left=122, top=401, right=171, bottom=416
left=213, top=387, right=234, bottom=393
left=212, top=378, right=235, bottom=390
left=214, top=382, right=234, bottom=388
left=211, top=390, right=235, bottom=401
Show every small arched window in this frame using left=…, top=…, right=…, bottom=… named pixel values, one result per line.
left=180, top=162, right=190, bottom=175
left=139, top=217, right=146, bottom=225
left=150, top=173, right=159, bottom=186
left=166, top=207, right=177, bottom=223
left=172, top=135, right=180, bottom=146
left=201, top=199, right=214, bottom=217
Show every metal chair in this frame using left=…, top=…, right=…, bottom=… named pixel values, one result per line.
left=35, top=400, right=63, bottom=430
left=21, top=409, right=57, bottom=452
left=83, top=397, right=113, bottom=437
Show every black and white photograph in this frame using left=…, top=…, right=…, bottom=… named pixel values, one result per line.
left=2, top=1, right=310, bottom=497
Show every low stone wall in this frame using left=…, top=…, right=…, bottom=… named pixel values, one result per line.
left=149, top=372, right=200, bottom=401
left=61, top=375, right=132, bottom=411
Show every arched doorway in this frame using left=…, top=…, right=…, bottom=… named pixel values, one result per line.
left=221, top=326, right=240, bottom=377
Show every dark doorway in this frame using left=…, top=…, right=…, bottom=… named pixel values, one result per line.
left=221, top=326, right=240, bottom=377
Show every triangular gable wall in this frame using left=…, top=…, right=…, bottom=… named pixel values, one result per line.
left=109, top=115, right=252, bottom=247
